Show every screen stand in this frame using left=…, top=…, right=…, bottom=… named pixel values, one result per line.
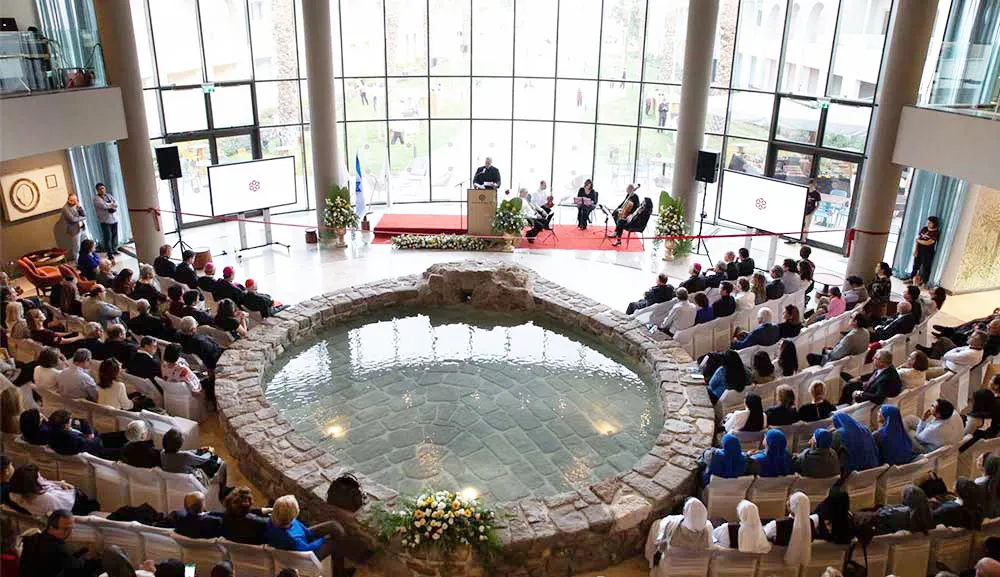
left=692, top=181, right=714, bottom=267
left=766, top=231, right=779, bottom=271
left=169, top=178, right=195, bottom=254
left=236, top=208, right=291, bottom=255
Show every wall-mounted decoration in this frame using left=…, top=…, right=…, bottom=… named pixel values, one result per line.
left=0, top=164, right=69, bottom=222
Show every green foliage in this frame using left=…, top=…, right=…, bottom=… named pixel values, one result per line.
left=655, top=192, right=692, bottom=258
left=391, top=234, right=492, bottom=251
left=491, top=197, right=527, bottom=236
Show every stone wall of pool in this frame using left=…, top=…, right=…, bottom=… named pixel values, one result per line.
left=215, top=261, right=714, bottom=577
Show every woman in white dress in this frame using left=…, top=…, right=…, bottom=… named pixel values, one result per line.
left=712, top=499, right=772, bottom=553
left=644, top=497, right=713, bottom=573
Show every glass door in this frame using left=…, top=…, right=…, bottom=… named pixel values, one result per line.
left=172, top=139, right=213, bottom=224
left=810, top=156, right=860, bottom=251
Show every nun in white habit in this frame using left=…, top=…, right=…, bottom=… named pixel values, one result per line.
left=711, top=499, right=772, bottom=553
left=644, top=497, right=714, bottom=572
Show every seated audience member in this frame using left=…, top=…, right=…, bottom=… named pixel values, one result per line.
left=646, top=497, right=713, bottom=562
left=111, top=268, right=135, bottom=296
left=923, top=317, right=999, bottom=359
left=734, top=278, right=755, bottom=311
left=214, top=266, right=246, bottom=305
left=659, top=288, right=697, bottom=336
left=833, top=412, right=880, bottom=473
left=161, top=428, right=223, bottom=479
left=711, top=499, right=771, bottom=552
left=9, top=465, right=99, bottom=516
left=873, top=301, right=917, bottom=341
left=162, top=342, right=204, bottom=395
left=794, top=429, right=840, bottom=478
left=174, top=250, right=199, bottom=289
left=178, top=316, right=223, bottom=375
left=33, top=346, right=66, bottom=389
left=765, top=385, right=798, bottom=426
left=154, top=244, right=177, bottom=278
left=733, top=308, right=780, bottom=350
left=172, top=491, right=223, bottom=540
left=1, top=456, right=29, bottom=514
left=679, top=264, right=706, bottom=294
left=712, top=281, right=737, bottom=318
left=122, top=420, right=161, bottom=469
left=826, top=286, right=846, bottom=318
left=964, top=389, right=999, bottom=439
left=47, top=409, right=125, bottom=459
left=798, top=260, right=814, bottom=294
left=55, top=273, right=82, bottom=316
left=987, top=319, right=1000, bottom=356
left=933, top=311, right=999, bottom=346
left=693, top=292, right=715, bottom=325
left=128, top=336, right=162, bottom=383
left=82, top=286, right=122, bottom=327
left=55, top=349, right=99, bottom=402
left=626, top=273, right=674, bottom=315
left=868, top=262, right=893, bottom=311
left=723, top=393, right=766, bottom=433
left=751, top=351, right=775, bottom=384
left=708, top=350, right=751, bottom=402
left=904, top=285, right=923, bottom=323
left=812, top=490, right=855, bottom=546
left=243, top=279, right=284, bottom=318
left=839, top=349, right=901, bottom=405
left=104, top=324, right=138, bottom=365
left=98, top=357, right=152, bottom=411
left=1, top=388, right=22, bottom=433
left=222, top=486, right=270, bottom=545
left=167, top=284, right=186, bottom=317
left=843, top=276, right=868, bottom=309
left=926, top=330, right=987, bottom=378
left=765, top=266, right=785, bottom=301
left=701, top=434, right=751, bottom=485
left=805, top=296, right=829, bottom=326
left=721, top=251, right=740, bottom=281
left=64, top=321, right=105, bottom=360
left=77, top=239, right=100, bottom=280
left=861, top=486, right=932, bottom=536
left=873, top=405, right=916, bottom=465
left=704, top=261, right=728, bottom=289
left=751, top=273, right=768, bottom=305
left=27, top=308, right=83, bottom=349
left=128, top=298, right=173, bottom=340
left=781, top=259, right=802, bottom=294
left=807, top=312, right=870, bottom=366
left=932, top=479, right=986, bottom=530
left=131, top=264, right=166, bottom=305
left=778, top=304, right=803, bottom=338
left=777, top=340, right=798, bottom=377
left=198, top=262, right=219, bottom=294
left=267, top=495, right=351, bottom=570
left=899, top=350, right=929, bottom=389
left=95, top=258, right=115, bottom=287
left=214, top=298, right=248, bottom=338
left=182, top=290, right=214, bottom=326
left=18, top=509, right=102, bottom=577
left=19, top=409, right=52, bottom=445
left=752, top=429, right=794, bottom=477
left=798, top=381, right=835, bottom=422
left=762, top=493, right=813, bottom=566
left=914, top=398, right=963, bottom=451
left=797, top=245, right=814, bottom=276
left=737, top=247, right=755, bottom=277
left=6, top=300, right=30, bottom=340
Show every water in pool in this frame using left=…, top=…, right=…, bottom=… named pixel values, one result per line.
left=263, top=307, right=662, bottom=501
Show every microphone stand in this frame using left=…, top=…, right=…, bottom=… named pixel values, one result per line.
left=693, top=180, right=713, bottom=266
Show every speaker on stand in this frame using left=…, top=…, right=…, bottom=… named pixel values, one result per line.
left=692, top=150, right=720, bottom=266
left=155, top=145, right=194, bottom=254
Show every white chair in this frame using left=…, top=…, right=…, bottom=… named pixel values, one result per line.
left=64, top=516, right=103, bottom=555
left=693, top=324, right=715, bottom=359
left=33, top=446, right=61, bottom=484
left=121, top=372, right=163, bottom=408
left=92, top=518, right=145, bottom=565
left=890, top=388, right=921, bottom=419
left=718, top=388, right=747, bottom=420
left=633, top=298, right=676, bottom=327
left=198, top=324, right=235, bottom=347
left=83, top=453, right=129, bottom=511
left=755, top=548, right=799, bottom=577
left=155, top=377, right=207, bottom=422
left=159, top=469, right=221, bottom=514
left=704, top=475, right=755, bottom=521
left=925, top=444, right=959, bottom=491
left=803, top=541, right=848, bottom=577
left=886, top=533, right=932, bottom=577
left=843, top=464, right=889, bottom=510
left=174, top=533, right=228, bottom=576
left=788, top=418, right=832, bottom=453
left=733, top=430, right=765, bottom=452
left=221, top=539, right=275, bottom=577
left=958, top=436, right=1000, bottom=477
left=142, top=409, right=200, bottom=450
left=789, top=475, right=839, bottom=511
left=708, top=549, right=757, bottom=577
left=714, top=318, right=735, bottom=351
left=746, top=475, right=796, bottom=520
left=864, top=536, right=893, bottom=577
left=141, top=524, right=185, bottom=564
left=653, top=550, right=712, bottom=577
left=118, top=462, right=166, bottom=511
left=56, top=453, right=96, bottom=497
left=876, top=457, right=934, bottom=505
left=835, top=401, right=877, bottom=428
left=927, top=527, right=974, bottom=575
left=270, top=550, right=326, bottom=577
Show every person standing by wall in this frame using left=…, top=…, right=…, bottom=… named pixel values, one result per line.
left=906, top=216, right=940, bottom=288
left=92, top=183, right=119, bottom=257
left=59, top=194, right=87, bottom=262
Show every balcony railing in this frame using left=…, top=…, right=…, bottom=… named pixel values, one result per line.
left=919, top=102, right=1000, bottom=122
left=0, top=30, right=101, bottom=97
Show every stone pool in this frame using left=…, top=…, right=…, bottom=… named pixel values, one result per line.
left=262, top=306, right=663, bottom=502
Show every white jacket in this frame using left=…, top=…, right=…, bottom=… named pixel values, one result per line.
left=660, top=301, right=697, bottom=333
left=942, top=346, right=984, bottom=373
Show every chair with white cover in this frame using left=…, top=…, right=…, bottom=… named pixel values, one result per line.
left=33, top=447, right=61, bottom=484
left=652, top=550, right=712, bottom=577
left=270, top=550, right=326, bottom=577
left=876, top=456, right=933, bottom=505
left=886, top=532, right=932, bottom=577
left=714, top=317, right=735, bottom=351
left=117, top=462, right=166, bottom=511
left=34, top=385, right=70, bottom=417
left=958, top=436, right=1000, bottom=477
left=91, top=518, right=145, bottom=565
left=754, top=547, right=799, bottom=577
left=718, top=388, right=748, bottom=420
left=83, top=453, right=129, bottom=511
left=746, top=475, right=796, bottom=519
left=157, top=276, right=179, bottom=295
left=221, top=539, right=275, bottom=577
left=843, top=464, right=889, bottom=511
left=80, top=399, right=122, bottom=433
left=155, top=377, right=207, bottom=422
left=4, top=434, right=31, bottom=465
left=159, top=468, right=222, bottom=513
left=788, top=419, right=833, bottom=453
left=751, top=380, right=782, bottom=410
left=889, top=388, right=921, bottom=419
left=163, top=310, right=184, bottom=328
left=925, top=444, right=959, bottom=491
left=974, top=517, right=1000, bottom=558
left=885, top=334, right=908, bottom=369
left=862, top=536, right=892, bottom=577
left=733, top=430, right=765, bottom=452
left=927, top=527, right=974, bottom=575
left=141, top=524, right=185, bottom=565
left=737, top=345, right=760, bottom=367
left=121, top=372, right=163, bottom=408
left=11, top=338, right=43, bottom=363
left=64, top=515, right=102, bottom=555
left=789, top=475, right=839, bottom=512
left=633, top=299, right=676, bottom=327
left=692, top=323, right=715, bottom=359
left=704, top=475, right=755, bottom=521
left=55, top=452, right=96, bottom=497
left=142, top=409, right=200, bottom=450
left=708, top=549, right=757, bottom=577
left=198, top=323, right=234, bottom=347
left=802, top=541, right=847, bottom=577
left=173, top=533, right=228, bottom=576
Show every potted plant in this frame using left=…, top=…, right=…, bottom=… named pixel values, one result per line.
left=491, top=193, right=526, bottom=252
left=324, top=185, right=360, bottom=248
left=655, top=192, right=692, bottom=261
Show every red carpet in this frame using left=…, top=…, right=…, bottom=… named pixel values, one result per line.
left=371, top=214, right=643, bottom=252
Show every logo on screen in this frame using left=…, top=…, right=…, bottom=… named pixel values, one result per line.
left=755, top=198, right=767, bottom=210
left=249, top=180, right=261, bottom=192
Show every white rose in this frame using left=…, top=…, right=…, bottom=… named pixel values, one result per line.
left=432, top=533, right=441, bottom=540
left=479, top=526, right=485, bottom=532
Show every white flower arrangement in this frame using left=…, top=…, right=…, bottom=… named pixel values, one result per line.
left=391, top=234, right=492, bottom=251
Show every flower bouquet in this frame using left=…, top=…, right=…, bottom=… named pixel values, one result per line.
left=491, top=194, right=526, bottom=251
left=391, top=234, right=491, bottom=251
left=324, top=185, right=360, bottom=247
left=655, top=192, right=692, bottom=260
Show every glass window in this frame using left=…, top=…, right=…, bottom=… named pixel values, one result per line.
left=388, top=78, right=429, bottom=120
left=346, top=121, right=389, bottom=203
left=429, top=0, right=470, bottom=75
left=513, top=79, right=555, bottom=121
left=556, top=0, right=601, bottom=78
left=261, top=125, right=308, bottom=212
left=131, top=0, right=157, bottom=88
left=303, top=124, right=313, bottom=202
left=514, top=0, right=557, bottom=77
left=597, top=82, right=640, bottom=125
left=593, top=125, right=637, bottom=194
left=723, top=137, right=767, bottom=176
left=731, top=0, right=785, bottom=91
left=296, top=0, right=308, bottom=78
left=775, top=98, right=821, bottom=144
left=635, top=128, right=676, bottom=194
left=700, top=134, right=723, bottom=220
left=511, top=121, right=553, bottom=192
left=639, top=85, right=680, bottom=130
left=552, top=123, right=595, bottom=198
left=430, top=120, right=471, bottom=200
left=712, top=0, right=739, bottom=88
left=810, top=156, right=859, bottom=248
left=161, top=89, right=207, bottom=133
left=149, top=0, right=202, bottom=85
left=431, top=78, right=471, bottom=118
left=300, top=79, right=310, bottom=123
left=555, top=80, right=597, bottom=122
left=345, top=79, right=387, bottom=121
left=144, top=90, right=162, bottom=138
left=173, top=139, right=212, bottom=223
left=642, top=0, right=687, bottom=84
left=773, top=149, right=813, bottom=185
left=216, top=134, right=254, bottom=164
left=705, top=88, right=729, bottom=134
left=199, top=0, right=252, bottom=82
left=256, top=81, right=302, bottom=126
left=780, top=2, right=836, bottom=96
left=822, top=103, right=871, bottom=153
left=250, top=0, right=300, bottom=80
left=600, top=0, right=646, bottom=81
left=471, top=120, right=512, bottom=185
left=472, top=78, right=513, bottom=119
left=726, top=91, right=774, bottom=139
left=385, top=0, right=428, bottom=76
left=388, top=120, right=430, bottom=202
left=211, top=85, right=254, bottom=128
left=340, top=0, right=386, bottom=77
left=828, top=0, right=889, bottom=101
left=472, top=0, right=514, bottom=76
left=150, top=140, right=175, bottom=232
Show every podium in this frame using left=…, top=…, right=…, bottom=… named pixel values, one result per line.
left=466, top=188, right=497, bottom=236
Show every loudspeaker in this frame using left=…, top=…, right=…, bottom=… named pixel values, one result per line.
left=695, top=150, right=720, bottom=183
left=155, top=146, right=182, bottom=180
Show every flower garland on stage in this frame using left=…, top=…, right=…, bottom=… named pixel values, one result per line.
left=391, top=234, right=492, bottom=251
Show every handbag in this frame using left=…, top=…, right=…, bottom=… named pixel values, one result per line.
left=919, top=472, right=948, bottom=498
left=326, top=473, right=366, bottom=512
left=842, top=540, right=869, bottom=577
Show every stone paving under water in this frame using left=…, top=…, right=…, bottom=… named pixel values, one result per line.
left=262, top=306, right=662, bottom=501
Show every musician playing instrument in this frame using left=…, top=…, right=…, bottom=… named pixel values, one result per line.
left=609, top=184, right=640, bottom=236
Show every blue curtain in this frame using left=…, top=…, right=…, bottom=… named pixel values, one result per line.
left=35, top=0, right=105, bottom=84
left=891, top=171, right=968, bottom=285
left=66, top=142, right=133, bottom=246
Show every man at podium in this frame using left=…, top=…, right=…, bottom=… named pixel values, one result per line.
left=473, top=157, right=501, bottom=189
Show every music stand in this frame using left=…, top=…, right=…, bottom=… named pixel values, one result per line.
left=597, top=204, right=613, bottom=246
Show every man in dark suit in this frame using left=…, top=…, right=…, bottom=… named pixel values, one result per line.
left=174, top=250, right=198, bottom=289
left=172, top=491, right=224, bottom=539
left=737, top=247, right=755, bottom=277
left=626, top=273, right=674, bottom=315
left=19, top=510, right=102, bottom=577
left=154, top=244, right=176, bottom=278
left=121, top=421, right=161, bottom=469
left=679, top=263, right=706, bottom=293
left=765, top=266, right=785, bottom=301
left=181, top=290, right=214, bottom=326
left=703, top=262, right=728, bottom=289
left=243, top=279, right=283, bottom=318
left=873, top=301, right=917, bottom=341
left=222, top=486, right=270, bottom=545
left=839, top=349, right=902, bottom=405
left=711, top=281, right=737, bottom=319
left=128, top=299, right=174, bottom=340
left=213, top=266, right=245, bottom=305
left=733, top=308, right=781, bottom=350
left=198, top=262, right=218, bottom=295
left=46, top=410, right=104, bottom=457
left=103, top=324, right=138, bottom=366
left=765, top=385, right=799, bottom=426
left=723, top=251, right=740, bottom=280
left=127, top=337, right=162, bottom=383
left=472, top=157, right=501, bottom=189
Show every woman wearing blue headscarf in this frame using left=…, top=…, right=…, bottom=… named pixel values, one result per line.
left=702, top=433, right=749, bottom=485
left=794, top=429, right=841, bottom=478
left=832, top=412, right=880, bottom=473
left=752, top=429, right=794, bottom=477
left=874, top=405, right=916, bottom=465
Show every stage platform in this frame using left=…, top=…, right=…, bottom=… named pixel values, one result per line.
left=372, top=214, right=466, bottom=238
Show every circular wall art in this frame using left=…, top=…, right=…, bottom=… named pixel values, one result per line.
left=8, top=178, right=41, bottom=213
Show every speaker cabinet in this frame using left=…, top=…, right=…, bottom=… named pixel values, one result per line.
left=155, top=146, right=182, bottom=180
left=695, top=150, right=720, bottom=183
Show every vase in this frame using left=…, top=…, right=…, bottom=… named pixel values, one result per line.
left=501, top=233, right=517, bottom=252
left=334, top=227, right=347, bottom=248
left=663, top=239, right=676, bottom=261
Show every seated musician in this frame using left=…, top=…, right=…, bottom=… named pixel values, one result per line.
left=525, top=196, right=555, bottom=244
left=610, top=197, right=652, bottom=247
